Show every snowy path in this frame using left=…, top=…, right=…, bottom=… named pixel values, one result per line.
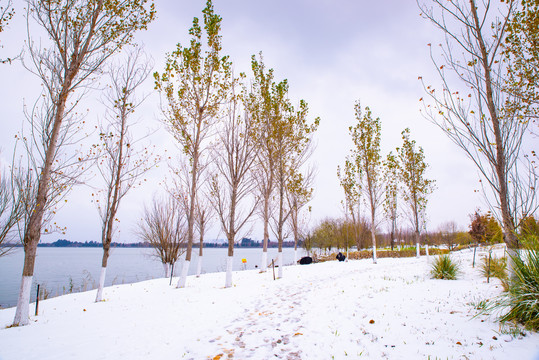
left=1, top=249, right=539, bottom=359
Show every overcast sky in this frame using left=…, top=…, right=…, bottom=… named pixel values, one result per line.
left=0, top=1, right=486, bottom=243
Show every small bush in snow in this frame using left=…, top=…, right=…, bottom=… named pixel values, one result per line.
left=430, top=255, right=460, bottom=280
left=488, top=237, right=539, bottom=331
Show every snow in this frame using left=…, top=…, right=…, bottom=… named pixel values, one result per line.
left=1, top=248, right=539, bottom=360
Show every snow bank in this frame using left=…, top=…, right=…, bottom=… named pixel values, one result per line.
left=1, top=248, right=538, bottom=359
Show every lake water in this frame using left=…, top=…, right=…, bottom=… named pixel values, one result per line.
left=0, top=247, right=306, bottom=308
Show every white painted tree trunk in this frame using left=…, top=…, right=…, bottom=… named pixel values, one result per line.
left=163, top=263, right=170, bottom=278
left=95, top=267, right=107, bottom=302
left=196, top=256, right=202, bottom=277
left=416, top=243, right=420, bottom=258
left=294, top=249, right=298, bottom=265
left=277, top=252, right=283, bottom=279
left=506, top=247, right=518, bottom=279
left=426, top=244, right=429, bottom=257
left=371, top=229, right=377, bottom=264
left=176, top=260, right=190, bottom=288
left=260, top=251, right=268, bottom=272
left=225, top=256, right=233, bottom=288
left=13, top=276, right=33, bottom=326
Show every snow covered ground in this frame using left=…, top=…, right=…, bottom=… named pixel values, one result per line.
left=1, top=247, right=538, bottom=360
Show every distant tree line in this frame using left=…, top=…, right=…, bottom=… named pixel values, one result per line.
left=1, top=238, right=298, bottom=249
left=306, top=213, right=539, bottom=254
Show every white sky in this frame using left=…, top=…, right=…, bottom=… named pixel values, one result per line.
left=0, top=0, right=486, bottom=243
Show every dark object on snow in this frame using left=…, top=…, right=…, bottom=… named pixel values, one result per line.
left=299, top=256, right=313, bottom=265
left=336, top=252, right=346, bottom=262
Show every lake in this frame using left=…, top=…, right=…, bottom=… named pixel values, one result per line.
left=0, top=247, right=306, bottom=308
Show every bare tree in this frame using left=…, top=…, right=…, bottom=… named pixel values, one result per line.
left=396, top=128, right=435, bottom=256
left=437, top=221, right=459, bottom=251
left=94, top=47, right=155, bottom=302
left=154, top=0, right=232, bottom=288
left=12, top=0, right=154, bottom=326
left=418, top=0, right=537, bottom=264
left=210, top=89, right=257, bottom=287
left=137, top=195, right=186, bottom=277
left=349, top=102, right=384, bottom=264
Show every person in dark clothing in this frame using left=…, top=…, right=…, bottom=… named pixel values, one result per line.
left=336, top=252, right=346, bottom=262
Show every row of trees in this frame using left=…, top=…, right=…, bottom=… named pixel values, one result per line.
left=153, top=1, right=318, bottom=288
left=0, top=0, right=320, bottom=327
left=0, top=0, right=156, bottom=327
left=306, top=210, right=536, bottom=254
left=337, top=102, right=435, bottom=263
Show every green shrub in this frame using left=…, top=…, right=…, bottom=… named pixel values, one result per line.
left=430, top=255, right=460, bottom=280
left=495, top=240, right=539, bottom=331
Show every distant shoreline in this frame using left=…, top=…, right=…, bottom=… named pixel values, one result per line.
left=4, top=238, right=299, bottom=249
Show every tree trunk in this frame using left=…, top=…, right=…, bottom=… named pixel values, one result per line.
left=95, top=247, right=110, bottom=301
left=370, top=200, right=377, bottom=264
left=370, top=226, right=377, bottom=264
left=469, top=0, right=519, bottom=272
left=177, top=150, right=199, bottom=288
left=163, top=263, right=170, bottom=278
left=196, top=230, right=204, bottom=277
left=260, top=193, right=270, bottom=272
left=95, top=267, right=107, bottom=301
left=13, top=275, right=33, bottom=326
left=277, top=250, right=283, bottom=279
left=225, top=255, right=233, bottom=288
left=177, top=260, right=190, bottom=288
left=13, top=89, right=70, bottom=326
left=261, top=251, right=268, bottom=273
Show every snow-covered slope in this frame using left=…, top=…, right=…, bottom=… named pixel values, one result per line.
left=1, top=248, right=538, bottom=359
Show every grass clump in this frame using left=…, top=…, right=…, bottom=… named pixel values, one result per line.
left=496, top=239, right=539, bottom=331
left=430, top=255, right=460, bottom=280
